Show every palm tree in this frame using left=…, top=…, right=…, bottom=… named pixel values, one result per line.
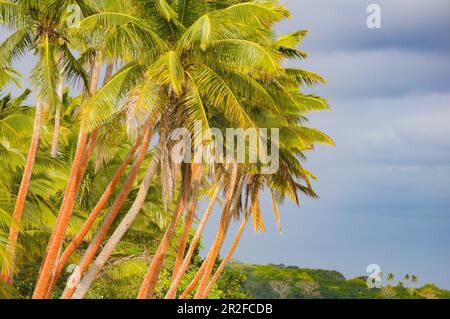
left=404, top=273, right=410, bottom=285
left=0, top=87, right=70, bottom=297
left=33, top=1, right=166, bottom=298
left=78, top=0, right=329, bottom=300
left=59, top=0, right=292, bottom=299
left=0, top=88, right=31, bottom=276
left=187, top=23, right=332, bottom=300
left=0, top=0, right=90, bottom=283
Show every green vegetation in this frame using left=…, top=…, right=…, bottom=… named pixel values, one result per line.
left=229, top=263, right=450, bottom=299
left=10, top=227, right=251, bottom=299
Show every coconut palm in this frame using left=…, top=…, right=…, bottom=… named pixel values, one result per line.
left=58, top=0, right=291, bottom=299
left=67, top=0, right=329, bottom=296
left=0, top=0, right=91, bottom=283
left=32, top=0, right=167, bottom=298
left=0, top=87, right=70, bottom=296
left=186, top=25, right=332, bottom=299
left=404, top=273, right=410, bottom=288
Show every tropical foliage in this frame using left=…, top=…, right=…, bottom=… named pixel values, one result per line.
left=0, top=0, right=334, bottom=299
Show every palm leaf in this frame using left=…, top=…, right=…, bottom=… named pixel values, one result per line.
left=81, top=63, right=144, bottom=131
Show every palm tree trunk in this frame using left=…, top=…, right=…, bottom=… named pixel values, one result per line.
left=0, top=99, right=43, bottom=284
left=165, top=177, right=223, bottom=299
left=71, top=147, right=161, bottom=298
left=179, top=250, right=211, bottom=299
left=137, top=165, right=203, bottom=299
left=43, top=62, right=116, bottom=296
left=44, top=128, right=100, bottom=298
left=177, top=172, right=242, bottom=300
left=33, top=129, right=89, bottom=298
left=61, top=124, right=153, bottom=299
left=41, top=128, right=99, bottom=299
left=172, top=213, right=194, bottom=281
left=194, top=164, right=239, bottom=299
left=193, top=211, right=227, bottom=299
left=50, top=72, right=64, bottom=158
left=33, top=55, right=103, bottom=298
left=45, top=62, right=117, bottom=296
left=49, top=134, right=142, bottom=292
left=137, top=193, right=185, bottom=299
left=171, top=180, right=200, bottom=280
left=203, top=210, right=250, bottom=297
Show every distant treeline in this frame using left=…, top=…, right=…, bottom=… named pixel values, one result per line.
left=228, top=263, right=450, bottom=299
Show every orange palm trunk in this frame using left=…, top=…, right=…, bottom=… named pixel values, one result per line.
left=44, top=129, right=100, bottom=298
left=50, top=64, right=65, bottom=158
left=165, top=177, right=223, bottom=299
left=171, top=182, right=200, bottom=280
left=61, top=125, right=153, bottom=299
left=1, top=100, right=43, bottom=283
left=193, top=211, right=227, bottom=299
left=137, top=165, right=202, bottom=299
left=70, top=147, right=161, bottom=299
left=33, top=129, right=89, bottom=298
left=33, top=130, right=89, bottom=298
left=48, top=135, right=142, bottom=291
left=179, top=250, right=211, bottom=299
left=203, top=211, right=250, bottom=297
left=193, top=164, right=238, bottom=299
left=33, top=56, right=102, bottom=298
left=137, top=195, right=185, bottom=299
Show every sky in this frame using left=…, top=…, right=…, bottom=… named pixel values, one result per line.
left=1, top=1, right=449, bottom=289
left=202, top=0, right=450, bottom=289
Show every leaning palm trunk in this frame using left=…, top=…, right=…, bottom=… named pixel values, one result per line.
left=179, top=250, right=211, bottom=299
left=203, top=210, right=251, bottom=297
left=194, top=164, right=239, bottom=299
left=33, top=56, right=102, bottom=298
left=165, top=176, right=224, bottom=299
left=44, top=129, right=99, bottom=298
left=71, top=147, right=161, bottom=298
left=171, top=211, right=195, bottom=281
left=193, top=216, right=227, bottom=299
left=137, top=194, right=185, bottom=299
left=61, top=124, right=153, bottom=299
left=137, top=165, right=203, bottom=299
left=180, top=174, right=241, bottom=299
left=44, top=62, right=115, bottom=296
left=50, top=67, right=65, bottom=158
left=48, top=132, right=142, bottom=294
left=1, top=99, right=43, bottom=284
left=33, top=126, right=90, bottom=298
left=171, top=184, right=199, bottom=280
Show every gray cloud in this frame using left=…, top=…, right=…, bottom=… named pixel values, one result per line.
left=296, top=49, right=450, bottom=99
left=280, top=0, right=450, bottom=53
